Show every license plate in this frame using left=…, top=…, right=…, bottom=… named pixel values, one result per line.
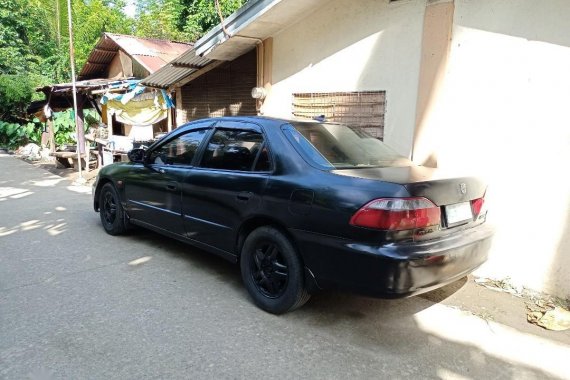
left=445, top=202, right=473, bottom=225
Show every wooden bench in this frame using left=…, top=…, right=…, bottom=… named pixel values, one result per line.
left=49, top=151, right=98, bottom=172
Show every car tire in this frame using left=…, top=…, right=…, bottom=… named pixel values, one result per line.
left=99, top=182, right=127, bottom=236
left=240, top=226, right=310, bottom=314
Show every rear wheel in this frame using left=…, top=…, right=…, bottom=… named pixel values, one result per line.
left=99, top=182, right=127, bottom=235
left=240, top=226, right=310, bottom=314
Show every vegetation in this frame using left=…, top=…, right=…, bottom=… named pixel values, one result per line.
left=0, top=0, right=246, bottom=148
left=135, top=0, right=245, bottom=41
left=0, top=120, right=42, bottom=149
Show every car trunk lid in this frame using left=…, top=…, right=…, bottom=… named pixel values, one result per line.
left=332, top=166, right=486, bottom=206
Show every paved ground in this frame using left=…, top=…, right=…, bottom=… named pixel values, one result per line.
left=1, top=153, right=569, bottom=380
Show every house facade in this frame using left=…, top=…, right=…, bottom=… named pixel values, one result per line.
left=147, top=0, right=570, bottom=298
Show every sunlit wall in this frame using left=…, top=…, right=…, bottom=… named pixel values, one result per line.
left=414, top=0, right=570, bottom=297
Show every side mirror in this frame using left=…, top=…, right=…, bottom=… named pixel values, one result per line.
left=128, top=148, right=146, bottom=163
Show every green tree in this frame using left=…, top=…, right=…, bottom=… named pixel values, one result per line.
left=134, top=0, right=245, bottom=42
left=0, top=0, right=57, bottom=120
left=180, top=0, right=244, bottom=41
left=0, top=0, right=56, bottom=75
left=0, top=75, right=34, bottom=120
left=135, top=0, right=187, bottom=40
left=72, top=0, right=133, bottom=69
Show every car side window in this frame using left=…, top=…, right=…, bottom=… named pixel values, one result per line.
left=200, top=129, right=271, bottom=172
left=149, top=129, right=209, bottom=166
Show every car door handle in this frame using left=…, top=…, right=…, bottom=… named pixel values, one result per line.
left=166, top=183, right=177, bottom=191
left=236, top=191, right=253, bottom=202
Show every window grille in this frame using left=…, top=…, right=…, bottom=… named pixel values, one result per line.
left=292, top=91, right=386, bottom=139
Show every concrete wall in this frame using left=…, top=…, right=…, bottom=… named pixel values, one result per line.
left=262, top=0, right=426, bottom=157
left=413, top=0, right=570, bottom=298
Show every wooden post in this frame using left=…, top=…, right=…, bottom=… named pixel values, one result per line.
left=256, top=38, right=273, bottom=113
left=175, top=87, right=184, bottom=126
left=167, top=105, right=173, bottom=132
left=41, top=122, right=49, bottom=147
left=107, top=108, right=114, bottom=139
left=48, top=118, right=56, bottom=153
left=76, top=95, right=91, bottom=172
left=263, top=38, right=273, bottom=94
left=101, top=103, right=108, bottom=124
left=76, top=95, right=86, bottom=155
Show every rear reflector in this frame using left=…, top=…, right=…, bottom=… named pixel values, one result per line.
left=350, top=197, right=441, bottom=231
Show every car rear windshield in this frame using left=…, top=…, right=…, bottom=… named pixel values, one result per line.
left=283, top=122, right=412, bottom=169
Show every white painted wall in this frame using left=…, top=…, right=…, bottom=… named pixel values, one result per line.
left=262, top=0, right=426, bottom=158
left=415, top=0, right=570, bottom=297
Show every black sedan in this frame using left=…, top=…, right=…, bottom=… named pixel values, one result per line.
left=93, top=116, right=493, bottom=314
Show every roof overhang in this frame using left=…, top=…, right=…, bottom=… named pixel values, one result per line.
left=194, top=0, right=327, bottom=61
left=140, top=48, right=224, bottom=89
left=28, top=78, right=140, bottom=114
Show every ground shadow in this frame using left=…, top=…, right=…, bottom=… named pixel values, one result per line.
left=116, top=225, right=564, bottom=379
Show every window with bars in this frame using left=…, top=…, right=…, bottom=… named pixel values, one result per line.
left=292, top=91, right=386, bottom=139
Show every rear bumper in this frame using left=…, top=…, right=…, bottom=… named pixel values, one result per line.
left=291, top=224, right=494, bottom=298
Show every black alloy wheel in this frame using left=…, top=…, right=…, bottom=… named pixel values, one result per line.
left=240, top=226, right=310, bottom=314
left=250, top=241, right=289, bottom=298
left=99, top=182, right=127, bottom=235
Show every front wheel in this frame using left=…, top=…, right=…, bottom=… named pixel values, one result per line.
left=99, top=182, right=127, bottom=235
left=240, top=226, right=310, bottom=314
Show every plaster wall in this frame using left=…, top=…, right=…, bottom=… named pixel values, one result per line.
left=414, top=0, right=570, bottom=297
left=262, top=0, right=426, bottom=157
left=107, top=50, right=132, bottom=79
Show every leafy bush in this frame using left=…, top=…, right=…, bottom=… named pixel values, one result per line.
left=0, top=75, right=34, bottom=120
left=0, top=120, right=42, bottom=149
left=0, top=109, right=101, bottom=150
left=50, top=109, right=102, bottom=146
left=52, top=110, right=78, bottom=146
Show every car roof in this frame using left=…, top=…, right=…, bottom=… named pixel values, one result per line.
left=185, top=115, right=343, bottom=128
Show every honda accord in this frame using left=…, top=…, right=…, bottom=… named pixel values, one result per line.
left=93, top=116, right=493, bottom=314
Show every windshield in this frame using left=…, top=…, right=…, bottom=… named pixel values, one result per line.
left=283, top=122, right=412, bottom=169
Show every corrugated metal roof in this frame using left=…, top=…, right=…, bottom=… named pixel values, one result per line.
left=136, top=55, right=170, bottom=73
left=141, top=66, right=196, bottom=89
left=78, top=33, right=192, bottom=80
left=172, top=48, right=215, bottom=67
left=140, top=48, right=218, bottom=89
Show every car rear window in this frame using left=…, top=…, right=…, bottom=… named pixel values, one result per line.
left=282, top=122, right=412, bottom=169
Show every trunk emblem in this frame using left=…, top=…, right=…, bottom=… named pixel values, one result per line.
left=459, top=183, right=467, bottom=195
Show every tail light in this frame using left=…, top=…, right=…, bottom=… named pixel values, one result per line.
left=350, top=197, right=441, bottom=231
left=470, top=197, right=487, bottom=219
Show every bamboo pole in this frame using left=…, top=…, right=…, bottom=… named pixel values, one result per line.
left=66, top=0, right=84, bottom=183
left=55, top=0, right=61, bottom=47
